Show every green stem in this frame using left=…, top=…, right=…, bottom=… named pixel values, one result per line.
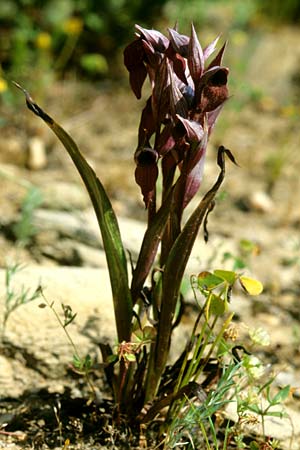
left=193, top=313, right=234, bottom=382
left=54, top=33, right=79, bottom=73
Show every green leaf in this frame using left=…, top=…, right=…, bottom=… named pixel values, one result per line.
left=239, top=239, right=256, bottom=253
left=210, top=294, right=226, bottom=316
left=83, top=354, right=93, bottom=370
left=205, top=293, right=225, bottom=320
left=155, top=146, right=230, bottom=380
left=250, top=441, right=260, bottom=450
left=130, top=187, right=173, bottom=304
left=125, top=353, right=136, bottom=362
left=16, top=84, right=132, bottom=342
left=107, top=354, right=118, bottom=364
left=265, top=410, right=288, bottom=418
left=246, top=404, right=261, bottom=414
left=213, top=269, right=237, bottom=285
left=198, top=271, right=225, bottom=290
left=133, top=325, right=156, bottom=342
left=73, top=354, right=83, bottom=369
left=271, top=385, right=290, bottom=404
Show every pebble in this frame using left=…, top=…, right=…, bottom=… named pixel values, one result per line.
left=248, top=190, right=274, bottom=213
left=41, top=181, right=89, bottom=211
left=27, top=137, right=47, bottom=170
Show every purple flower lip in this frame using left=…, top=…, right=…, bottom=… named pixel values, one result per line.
left=135, top=147, right=159, bottom=167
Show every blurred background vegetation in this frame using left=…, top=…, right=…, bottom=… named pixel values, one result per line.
left=0, top=0, right=300, bottom=127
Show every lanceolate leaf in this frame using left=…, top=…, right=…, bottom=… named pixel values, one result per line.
left=131, top=187, right=174, bottom=304
left=175, top=116, right=204, bottom=142
left=16, top=83, right=132, bottom=342
left=155, top=146, right=231, bottom=374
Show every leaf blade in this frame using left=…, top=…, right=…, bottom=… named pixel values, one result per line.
left=16, top=84, right=132, bottom=342
left=155, top=146, right=230, bottom=376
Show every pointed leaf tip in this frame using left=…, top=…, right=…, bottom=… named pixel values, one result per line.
left=15, top=86, right=133, bottom=342
left=208, top=41, right=227, bottom=69
left=188, top=24, right=204, bottom=84
left=13, top=81, right=54, bottom=124
left=217, top=146, right=239, bottom=168
left=203, top=34, right=221, bottom=60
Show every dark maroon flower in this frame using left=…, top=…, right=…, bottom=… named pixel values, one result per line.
left=134, top=147, right=159, bottom=209
left=124, top=23, right=229, bottom=212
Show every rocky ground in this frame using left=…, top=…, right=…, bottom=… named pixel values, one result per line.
left=0, top=25, right=300, bottom=449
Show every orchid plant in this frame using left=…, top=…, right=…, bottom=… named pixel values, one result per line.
left=16, top=23, right=236, bottom=421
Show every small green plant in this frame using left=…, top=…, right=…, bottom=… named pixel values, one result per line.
left=1, top=263, right=41, bottom=339
left=162, top=268, right=263, bottom=448
left=38, top=290, right=96, bottom=398
left=223, top=327, right=291, bottom=449
left=235, top=369, right=291, bottom=435
left=223, top=238, right=260, bottom=271
left=12, top=186, right=43, bottom=247
left=165, top=361, right=240, bottom=449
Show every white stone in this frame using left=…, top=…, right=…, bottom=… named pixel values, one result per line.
left=27, top=137, right=47, bottom=170
left=249, top=191, right=274, bottom=213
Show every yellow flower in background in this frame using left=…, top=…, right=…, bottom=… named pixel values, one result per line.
left=231, top=30, right=248, bottom=47
left=0, top=78, right=8, bottom=93
left=36, top=32, right=52, bottom=50
left=63, top=17, right=83, bottom=35
left=280, top=104, right=298, bottom=118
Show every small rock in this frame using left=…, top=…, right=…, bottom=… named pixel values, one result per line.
left=248, top=190, right=274, bottom=213
left=275, top=371, right=300, bottom=390
left=32, top=209, right=100, bottom=247
left=41, top=182, right=89, bottom=211
left=27, top=137, right=47, bottom=170
left=0, top=266, right=116, bottom=397
left=39, top=238, right=107, bottom=267
left=32, top=209, right=147, bottom=258
left=71, top=242, right=107, bottom=267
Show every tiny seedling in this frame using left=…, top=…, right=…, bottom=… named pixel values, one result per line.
left=12, top=186, right=43, bottom=247
left=38, top=289, right=96, bottom=399
left=1, top=263, right=41, bottom=339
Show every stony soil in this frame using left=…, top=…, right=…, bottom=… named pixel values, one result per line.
left=0, top=26, right=300, bottom=449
